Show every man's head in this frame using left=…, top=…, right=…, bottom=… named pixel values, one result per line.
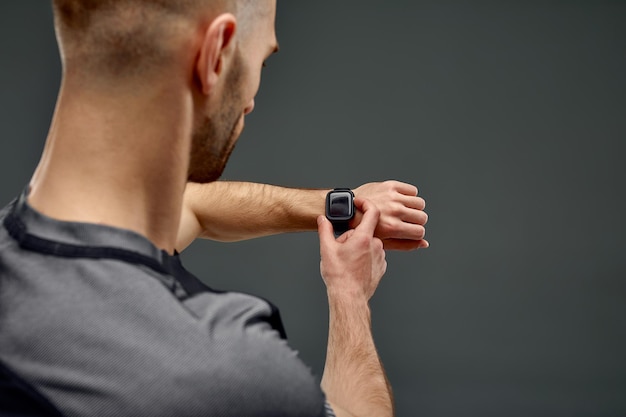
left=52, top=0, right=278, bottom=183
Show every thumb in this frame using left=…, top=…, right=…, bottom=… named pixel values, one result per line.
left=317, top=215, right=336, bottom=252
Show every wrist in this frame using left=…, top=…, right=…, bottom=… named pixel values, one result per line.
left=284, top=188, right=328, bottom=231
left=326, top=288, right=371, bottom=313
left=310, top=188, right=330, bottom=228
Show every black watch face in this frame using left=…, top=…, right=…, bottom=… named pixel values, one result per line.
left=327, top=191, right=354, bottom=220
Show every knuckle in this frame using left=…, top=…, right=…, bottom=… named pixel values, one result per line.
left=389, top=202, right=404, bottom=217
left=382, top=180, right=396, bottom=189
left=378, top=221, right=396, bottom=237
left=354, top=235, right=371, bottom=248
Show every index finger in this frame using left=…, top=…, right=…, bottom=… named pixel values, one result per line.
left=353, top=198, right=380, bottom=237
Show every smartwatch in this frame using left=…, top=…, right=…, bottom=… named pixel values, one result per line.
left=325, top=188, right=355, bottom=236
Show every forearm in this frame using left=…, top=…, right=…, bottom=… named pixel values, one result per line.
left=185, top=181, right=326, bottom=242
left=178, top=179, right=429, bottom=252
left=322, top=293, right=394, bottom=417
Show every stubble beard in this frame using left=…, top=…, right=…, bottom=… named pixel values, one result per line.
left=187, top=53, right=244, bottom=184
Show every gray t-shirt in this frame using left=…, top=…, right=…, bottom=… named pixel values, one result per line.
left=0, top=191, right=333, bottom=417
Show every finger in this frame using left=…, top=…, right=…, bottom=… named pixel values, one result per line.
left=335, top=229, right=355, bottom=243
left=383, top=238, right=430, bottom=251
left=389, top=222, right=426, bottom=240
left=398, top=195, right=426, bottom=210
left=389, top=180, right=418, bottom=197
left=399, top=207, right=429, bottom=225
left=316, top=216, right=336, bottom=254
left=353, top=198, right=380, bottom=237
left=372, top=237, right=384, bottom=251
left=383, top=239, right=420, bottom=251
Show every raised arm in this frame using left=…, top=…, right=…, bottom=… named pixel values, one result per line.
left=176, top=180, right=429, bottom=252
left=317, top=199, right=394, bottom=417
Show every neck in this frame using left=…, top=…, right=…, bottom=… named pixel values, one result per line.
left=29, top=76, right=194, bottom=254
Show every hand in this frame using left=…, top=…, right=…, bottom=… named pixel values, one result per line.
left=352, top=180, right=429, bottom=251
left=318, top=198, right=387, bottom=301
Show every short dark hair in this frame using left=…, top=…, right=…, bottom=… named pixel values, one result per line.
left=52, top=0, right=202, bottom=31
left=51, top=0, right=264, bottom=81
left=53, top=1, right=200, bottom=79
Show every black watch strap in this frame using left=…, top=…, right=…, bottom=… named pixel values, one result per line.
left=330, top=218, right=351, bottom=236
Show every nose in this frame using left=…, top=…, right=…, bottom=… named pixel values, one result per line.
left=244, top=99, right=255, bottom=115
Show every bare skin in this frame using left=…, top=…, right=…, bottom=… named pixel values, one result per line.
left=29, top=71, right=194, bottom=253
left=319, top=199, right=394, bottom=417
left=26, top=1, right=424, bottom=415
left=177, top=180, right=429, bottom=251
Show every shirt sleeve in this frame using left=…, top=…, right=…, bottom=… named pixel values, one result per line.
left=182, top=290, right=330, bottom=417
left=324, top=400, right=337, bottom=417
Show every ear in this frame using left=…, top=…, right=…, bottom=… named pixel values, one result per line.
left=197, top=13, right=237, bottom=96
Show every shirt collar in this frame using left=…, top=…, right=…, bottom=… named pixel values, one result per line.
left=10, top=188, right=170, bottom=265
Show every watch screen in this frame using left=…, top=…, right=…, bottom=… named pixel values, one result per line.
left=329, top=193, right=352, bottom=217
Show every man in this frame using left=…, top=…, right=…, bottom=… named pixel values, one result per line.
left=0, top=1, right=427, bottom=417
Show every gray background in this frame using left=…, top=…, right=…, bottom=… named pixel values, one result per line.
left=1, top=1, right=625, bottom=416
